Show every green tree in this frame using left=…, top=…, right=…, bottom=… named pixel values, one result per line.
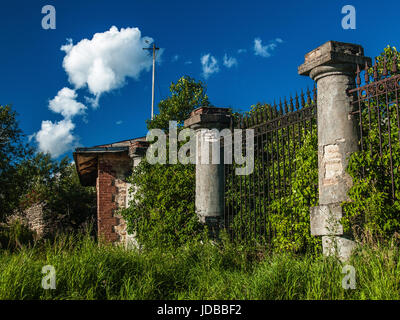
left=0, top=104, right=96, bottom=235
left=121, top=76, right=210, bottom=249
left=369, top=45, right=399, bottom=78
left=0, top=105, right=33, bottom=219
left=146, top=76, right=210, bottom=131
left=16, top=153, right=97, bottom=235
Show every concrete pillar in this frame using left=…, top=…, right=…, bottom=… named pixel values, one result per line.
left=126, top=140, right=149, bottom=248
left=298, top=41, right=371, bottom=260
left=184, top=106, right=231, bottom=238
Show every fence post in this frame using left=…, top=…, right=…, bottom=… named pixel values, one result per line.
left=184, top=106, right=231, bottom=238
left=298, top=41, right=371, bottom=260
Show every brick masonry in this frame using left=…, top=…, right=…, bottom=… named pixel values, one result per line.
left=97, top=152, right=132, bottom=243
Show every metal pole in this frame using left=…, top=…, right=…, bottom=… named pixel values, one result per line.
left=143, top=43, right=159, bottom=120
left=152, top=44, right=155, bottom=120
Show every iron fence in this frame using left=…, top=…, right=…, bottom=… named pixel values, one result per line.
left=223, top=86, right=318, bottom=247
left=349, top=54, right=400, bottom=202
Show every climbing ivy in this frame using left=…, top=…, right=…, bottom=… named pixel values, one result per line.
left=226, top=123, right=321, bottom=254
left=342, top=45, right=400, bottom=241
left=342, top=103, right=400, bottom=240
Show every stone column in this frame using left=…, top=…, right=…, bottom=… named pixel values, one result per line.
left=298, top=41, right=371, bottom=260
left=125, top=140, right=149, bottom=248
left=184, top=106, right=231, bottom=238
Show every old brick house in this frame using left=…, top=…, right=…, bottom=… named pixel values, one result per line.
left=74, top=137, right=149, bottom=245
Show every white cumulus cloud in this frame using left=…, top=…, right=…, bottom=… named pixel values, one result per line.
left=61, top=26, right=161, bottom=106
left=34, top=119, right=78, bottom=158
left=254, top=37, right=283, bottom=58
left=223, top=54, right=238, bottom=68
left=201, top=54, right=219, bottom=79
left=48, top=87, right=86, bottom=119
left=33, top=26, right=162, bottom=158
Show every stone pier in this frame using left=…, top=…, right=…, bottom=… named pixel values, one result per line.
left=298, top=41, right=371, bottom=260
left=184, top=106, right=231, bottom=238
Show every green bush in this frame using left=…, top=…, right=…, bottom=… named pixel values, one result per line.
left=120, top=159, right=204, bottom=249
left=0, top=219, right=35, bottom=250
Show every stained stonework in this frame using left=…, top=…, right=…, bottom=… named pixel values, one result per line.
left=322, top=144, right=343, bottom=186
left=8, top=202, right=49, bottom=239
left=113, top=166, right=130, bottom=245
left=25, top=203, right=47, bottom=238
left=299, top=41, right=371, bottom=260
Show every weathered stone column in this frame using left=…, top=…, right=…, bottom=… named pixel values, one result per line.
left=184, top=106, right=231, bottom=238
left=298, top=41, right=371, bottom=260
left=125, top=140, right=149, bottom=248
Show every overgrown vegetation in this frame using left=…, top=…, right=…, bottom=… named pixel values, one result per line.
left=342, top=46, right=400, bottom=241
left=123, top=45, right=400, bottom=252
left=0, top=105, right=33, bottom=216
left=0, top=219, right=36, bottom=250
left=0, top=104, right=96, bottom=244
left=1, top=233, right=400, bottom=300
left=121, top=76, right=210, bottom=249
left=2, top=47, right=400, bottom=300
left=16, top=154, right=97, bottom=235
left=226, top=102, right=320, bottom=254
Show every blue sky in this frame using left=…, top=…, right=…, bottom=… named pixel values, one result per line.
left=1, top=0, right=399, bottom=160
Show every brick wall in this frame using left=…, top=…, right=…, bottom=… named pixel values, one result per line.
left=97, top=153, right=132, bottom=243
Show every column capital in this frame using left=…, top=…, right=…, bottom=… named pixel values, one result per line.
left=184, top=106, right=231, bottom=130
left=298, top=41, right=371, bottom=80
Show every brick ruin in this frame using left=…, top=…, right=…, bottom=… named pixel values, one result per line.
left=74, top=138, right=149, bottom=246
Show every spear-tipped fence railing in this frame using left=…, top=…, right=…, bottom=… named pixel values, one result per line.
left=222, top=85, right=318, bottom=247
left=349, top=52, right=400, bottom=202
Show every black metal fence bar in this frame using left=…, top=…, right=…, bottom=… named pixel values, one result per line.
left=349, top=55, right=400, bottom=203
left=222, top=85, right=317, bottom=247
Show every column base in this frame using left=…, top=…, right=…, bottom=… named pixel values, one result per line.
left=322, top=235, right=357, bottom=262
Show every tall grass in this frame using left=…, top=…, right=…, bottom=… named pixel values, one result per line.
left=0, top=233, right=399, bottom=300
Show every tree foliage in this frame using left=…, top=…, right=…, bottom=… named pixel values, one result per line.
left=0, top=105, right=33, bottom=219
left=16, top=153, right=96, bottom=234
left=146, top=76, right=210, bottom=131
left=0, top=104, right=96, bottom=236
left=121, top=76, right=208, bottom=249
